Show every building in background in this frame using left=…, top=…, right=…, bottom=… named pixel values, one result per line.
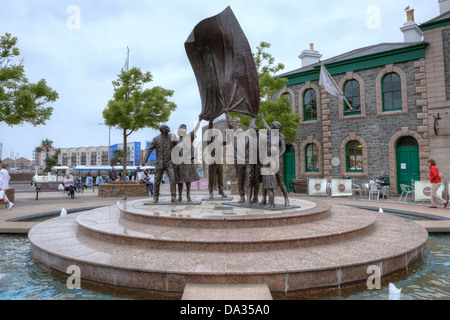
left=420, top=1, right=450, bottom=180
left=58, top=146, right=110, bottom=167
left=34, top=146, right=55, bottom=169
left=143, top=141, right=157, bottom=166
left=276, top=2, right=450, bottom=195
left=1, top=157, right=32, bottom=170
left=110, top=142, right=141, bottom=166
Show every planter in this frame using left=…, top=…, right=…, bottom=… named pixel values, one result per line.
left=5, top=188, right=15, bottom=203
left=98, top=183, right=149, bottom=198
left=293, top=179, right=307, bottom=193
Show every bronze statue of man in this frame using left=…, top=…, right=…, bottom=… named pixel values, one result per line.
left=226, top=114, right=246, bottom=203
left=261, top=113, right=290, bottom=207
left=143, top=124, right=177, bottom=203
left=174, top=123, right=201, bottom=202
left=245, top=122, right=261, bottom=204
left=206, top=120, right=227, bottom=199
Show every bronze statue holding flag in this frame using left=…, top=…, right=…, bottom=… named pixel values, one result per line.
left=185, top=6, right=260, bottom=201
left=185, top=6, right=260, bottom=121
left=184, top=6, right=294, bottom=208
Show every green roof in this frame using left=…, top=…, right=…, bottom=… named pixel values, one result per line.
left=279, top=42, right=428, bottom=86
left=419, top=10, right=450, bottom=31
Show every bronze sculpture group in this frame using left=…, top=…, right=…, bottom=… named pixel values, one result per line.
left=143, top=113, right=290, bottom=208
left=142, top=6, right=290, bottom=208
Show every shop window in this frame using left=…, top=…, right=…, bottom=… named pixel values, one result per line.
left=346, top=141, right=363, bottom=172
left=303, top=89, right=317, bottom=121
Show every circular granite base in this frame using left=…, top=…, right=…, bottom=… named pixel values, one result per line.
left=28, top=196, right=428, bottom=295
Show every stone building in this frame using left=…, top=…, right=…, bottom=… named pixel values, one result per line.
left=421, top=0, right=450, bottom=179
left=276, top=2, right=450, bottom=195
left=1, top=157, right=31, bottom=170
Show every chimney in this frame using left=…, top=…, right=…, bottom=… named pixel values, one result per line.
left=299, top=43, right=322, bottom=68
left=400, top=9, right=423, bottom=42
left=439, top=0, right=450, bottom=14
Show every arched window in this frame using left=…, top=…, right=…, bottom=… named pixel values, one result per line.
left=305, top=143, right=319, bottom=172
left=382, top=73, right=402, bottom=111
left=343, top=80, right=361, bottom=115
left=346, top=141, right=363, bottom=172
left=303, top=89, right=317, bottom=121
left=282, top=93, right=295, bottom=113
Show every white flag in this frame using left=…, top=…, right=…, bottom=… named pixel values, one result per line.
left=319, top=63, right=343, bottom=99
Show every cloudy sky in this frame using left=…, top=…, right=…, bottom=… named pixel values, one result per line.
left=0, top=0, right=441, bottom=161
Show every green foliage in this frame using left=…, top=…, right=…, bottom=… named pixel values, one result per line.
left=45, top=149, right=61, bottom=173
left=0, top=33, right=58, bottom=126
left=103, top=65, right=177, bottom=174
left=231, top=42, right=299, bottom=144
left=103, top=67, right=177, bottom=132
left=253, top=41, right=288, bottom=101
left=107, top=181, right=137, bottom=185
left=35, top=139, right=60, bottom=172
left=110, top=148, right=124, bottom=166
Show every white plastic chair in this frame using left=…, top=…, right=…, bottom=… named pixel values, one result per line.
left=399, top=184, right=412, bottom=202
left=368, top=183, right=380, bottom=201
left=352, top=183, right=362, bottom=197
left=362, top=183, right=370, bottom=197
left=86, top=177, right=93, bottom=187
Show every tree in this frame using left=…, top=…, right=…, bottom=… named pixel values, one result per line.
left=0, top=33, right=58, bottom=126
left=110, top=148, right=124, bottom=166
left=103, top=66, right=177, bottom=177
left=35, top=139, right=60, bottom=172
left=230, top=42, right=299, bottom=144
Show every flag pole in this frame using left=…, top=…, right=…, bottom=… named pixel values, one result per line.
left=319, top=60, right=354, bottom=111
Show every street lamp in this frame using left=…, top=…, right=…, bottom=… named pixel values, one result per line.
left=98, top=123, right=111, bottom=164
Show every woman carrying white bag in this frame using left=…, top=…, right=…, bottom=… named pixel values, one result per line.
left=0, top=162, right=14, bottom=209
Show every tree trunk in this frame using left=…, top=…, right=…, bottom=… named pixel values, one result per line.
left=122, top=129, right=127, bottom=180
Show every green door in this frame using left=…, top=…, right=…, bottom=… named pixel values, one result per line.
left=396, top=137, right=420, bottom=194
left=283, top=145, right=296, bottom=187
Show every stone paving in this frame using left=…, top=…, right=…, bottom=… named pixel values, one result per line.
left=1, top=183, right=449, bottom=233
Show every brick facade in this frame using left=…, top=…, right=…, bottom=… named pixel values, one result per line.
left=424, top=23, right=450, bottom=178
left=285, top=58, right=429, bottom=194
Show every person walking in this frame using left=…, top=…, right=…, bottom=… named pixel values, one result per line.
left=0, top=163, right=14, bottom=209
left=427, top=159, right=448, bottom=209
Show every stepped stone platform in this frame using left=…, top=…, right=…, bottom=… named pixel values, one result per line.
left=28, top=196, right=428, bottom=296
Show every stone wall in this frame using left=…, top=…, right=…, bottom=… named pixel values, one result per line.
left=424, top=24, right=450, bottom=179
left=5, top=189, right=14, bottom=204
left=9, top=173, right=35, bottom=182
left=443, top=28, right=450, bottom=100
left=98, top=183, right=149, bottom=198
left=290, top=60, right=425, bottom=192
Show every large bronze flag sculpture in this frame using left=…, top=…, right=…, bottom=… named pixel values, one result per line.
left=185, top=6, right=260, bottom=121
